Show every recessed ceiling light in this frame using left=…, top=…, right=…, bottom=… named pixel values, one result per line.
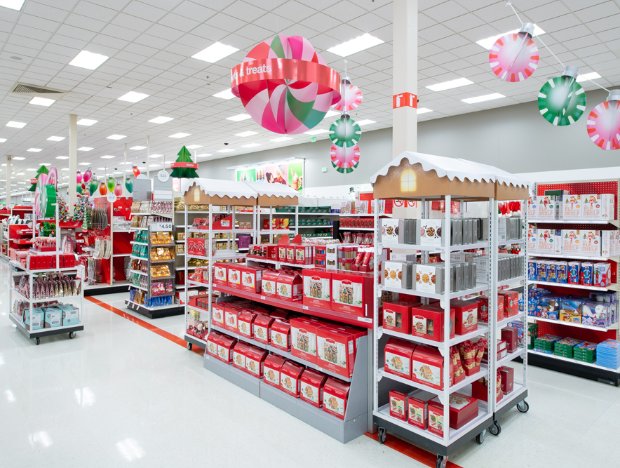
left=577, top=72, right=601, bottom=82
left=0, top=138, right=6, bottom=143
left=15, top=171, right=24, bottom=175
left=462, top=93, right=505, bottom=104
left=192, top=41, right=239, bottom=63
left=79, top=162, right=90, bottom=166
left=6, top=121, right=26, bottom=128
left=148, top=116, right=173, bottom=124
left=226, top=113, right=251, bottom=122
left=47, top=136, right=65, bottom=142
left=186, top=144, right=202, bottom=149
left=213, top=89, right=235, bottom=100
left=426, top=78, right=473, bottom=92
left=235, top=131, right=258, bottom=138
left=78, top=146, right=94, bottom=152
left=417, top=107, right=433, bottom=115
left=356, top=119, right=376, bottom=126
left=241, top=143, right=261, bottom=148
left=97, top=167, right=105, bottom=171
left=69, top=50, right=109, bottom=70
left=77, top=118, right=97, bottom=126
left=327, top=33, right=384, bottom=57
left=325, top=110, right=340, bottom=118
left=169, top=132, right=190, bottom=139
left=304, top=129, right=329, bottom=135
left=107, top=134, right=126, bottom=140
left=12, top=156, right=24, bottom=160
left=149, top=153, right=163, bottom=158
left=61, top=167, right=69, bottom=171
left=120, top=161, right=132, bottom=165
left=271, top=136, right=293, bottom=142
left=0, top=0, right=25, bottom=11
left=130, top=145, right=146, bottom=150
left=101, top=155, right=115, bottom=159
left=56, top=156, right=69, bottom=160
left=148, top=163, right=160, bottom=168
left=29, top=97, right=55, bottom=107
left=27, top=148, right=42, bottom=152
left=196, top=153, right=212, bottom=158
left=476, top=25, right=546, bottom=50
left=217, top=148, right=235, bottom=153
left=118, top=91, right=149, bottom=103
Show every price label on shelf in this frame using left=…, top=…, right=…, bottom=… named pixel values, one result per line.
left=151, top=222, right=173, bottom=231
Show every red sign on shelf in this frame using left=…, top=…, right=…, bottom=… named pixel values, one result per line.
left=392, top=92, right=418, bottom=109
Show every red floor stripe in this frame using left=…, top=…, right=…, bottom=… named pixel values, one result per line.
left=87, top=296, right=463, bottom=466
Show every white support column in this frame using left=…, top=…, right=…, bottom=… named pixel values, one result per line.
left=68, top=114, right=78, bottom=214
left=392, top=0, right=418, bottom=156
left=5, top=155, right=11, bottom=207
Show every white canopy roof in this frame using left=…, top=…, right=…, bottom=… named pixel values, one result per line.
left=181, top=178, right=257, bottom=200
left=244, top=180, right=298, bottom=198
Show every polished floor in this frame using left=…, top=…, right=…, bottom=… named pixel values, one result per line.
left=1, top=262, right=619, bottom=468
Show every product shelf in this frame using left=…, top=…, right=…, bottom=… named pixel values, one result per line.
left=129, top=269, right=148, bottom=276
left=380, top=240, right=489, bottom=253
left=496, top=347, right=526, bottom=367
left=10, top=314, right=84, bottom=337
left=497, top=277, right=525, bottom=289
left=379, top=324, right=489, bottom=348
left=528, top=349, right=620, bottom=373
left=380, top=283, right=489, bottom=301
left=529, top=253, right=618, bottom=261
left=529, top=219, right=618, bottom=225
left=526, top=315, right=617, bottom=332
left=339, top=227, right=374, bottom=231
left=188, top=253, right=246, bottom=261
left=246, top=257, right=315, bottom=269
left=494, top=384, right=528, bottom=413
left=12, top=288, right=82, bottom=304
left=496, top=312, right=524, bottom=330
left=377, top=367, right=487, bottom=397
left=125, top=299, right=183, bottom=319
left=527, top=280, right=615, bottom=292
left=184, top=334, right=207, bottom=349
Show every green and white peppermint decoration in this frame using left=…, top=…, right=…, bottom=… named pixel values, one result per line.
left=538, top=73, right=586, bottom=126
left=329, top=115, right=362, bottom=147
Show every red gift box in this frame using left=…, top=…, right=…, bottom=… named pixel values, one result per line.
left=410, top=305, right=455, bottom=341
left=216, top=334, right=237, bottom=363
left=263, top=354, right=286, bottom=388
left=227, top=265, right=242, bottom=288
left=280, top=361, right=304, bottom=397
left=244, top=345, right=267, bottom=378
left=295, top=245, right=313, bottom=265
left=252, top=313, right=273, bottom=343
left=383, top=301, right=412, bottom=334
left=384, top=339, right=415, bottom=379
left=286, top=246, right=296, bottom=264
left=499, top=366, right=514, bottom=395
left=449, top=393, right=478, bottom=429
left=316, top=325, right=361, bottom=378
left=276, top=270, right=303, bottom=301
left=213, top=263, right=228, bottom=286
left=232, top=342, right=249, bottom=371
left=330, top=271, right=373, bottom=317
left=270, top=319, right=291, bottom=351
left=501, top=327, right=518, bottom=353
left=303, top=270, right=332, bottom=309
left=452, top=299, right=478, bottom=335
left=261, top=270, right=279, bottom=297
left=277, top=245, right=287, bottom=262
left=389, top=390, right=408, bottom=420
left=478, top=296, right=505, bottom=322
left=290, top=318, right=319, bottom=363
left=187, top=238, right=206, bottom=257
left=499, top=291, right=519, bottom=317
left=322, top=378, right=350, bottom=419
left=411, top=346, right=444, bottom=390
left=212, top=303, right=225, bottom=327
left=224, top=303, right=243, bottom=332
left=427, top=399, right=445, bottom=436
left=237, top=310, right=256, bottom=338
left=407, top=390, right=435, bottom=429
left=300, top=369, right=327, bottom=408
left=206, top=332, right=222, bottom=358
left=240, top=265, right=263, bottom=293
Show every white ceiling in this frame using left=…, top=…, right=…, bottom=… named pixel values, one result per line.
left=0, top=0, right=619, bottom=190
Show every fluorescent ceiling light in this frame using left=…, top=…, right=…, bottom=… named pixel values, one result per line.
left=426, top=77, right=473, bottom=92
left=69, top=50, right=109, bottom=70
left=29, top=97, right=55, bottom=107
left=47, top=136, right=64, bottom=142
left=149, top=153, right=163, bottom=158
left=120, top=161, right=132, bottom=165
left=12, top=156, right=24, bottom=160
left=107, top=134, right=126, bottom=140
left=169, top=132, right=190, bottom=139
left=235, top=130, right=258, bottom=137
left=462, top=93, right=505, bottom=104
left=79, top=162, right=90, bottom=166
left=192, top=42, right=239, bottom=63
left=417, top=107, right=433, bottom=115
left=78, top=146, right=93, bottom=152
left=356, top=119, right=376, bottom=126
left=325, top=109, right=340, bottom=118
left=61, top=168, right=69, bottom=171
left=27, top=148, right=42, bottom=152
left=0, top=138, right=6, bottom=143
left=148, top=163, right=160, bottom=168
left=213, top=89, right=235, bottom=100
left=217, top=148, right=235, bottom=153
left=118, top=91, right=149, bottom=103
left=77, top=118, right=97, bottom=126
left=241, top=143, right=261, bottom=148
left=56, top=156, right=69, bottom=160
left=0, top=0, right=25, bottom=11
left=226, top=113, right=251, bottom=122
left=197, top=153, right=212, bottom=158
left=271, top=136, right=292, bottom=142
left=327, top=33, right=384, bottom=57
left=101, top=155, right=115, bottom=159
left=6, top=121, right=26, bottom=128
left=130, top=145, right=146, bottom=150
left=15, top=171, right=24, bottom=175
left=577, top=72, right=601, bottom=82
left=186, top=144, right=202, bottom=149
left=304, top=129, right=329, bottom=135
left=476, top=25, right=546, bottom=49
left=148, top=116, right=173, bottom=124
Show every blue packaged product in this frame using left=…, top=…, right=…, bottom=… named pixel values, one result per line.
left=528, top=260, right=538, bottom=281
left=546, top=262, right=558, bottom=283
left=568, top=261, right=580, bottom=284
left=556, top=261, right=568, bottom=284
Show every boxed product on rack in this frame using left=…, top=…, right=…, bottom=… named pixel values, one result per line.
left=427, top=399, right=444, bottom=436
left=581, top=194, right=614, bottom=220
left=562, top=194, right=582, bottom=219
left=322, top=378, right=350, bottom=419
left=316, top=326, right=362, bottom=378
left=240, top=265, right=263, bottom=293
left=528, top=195, right=560, bottom=220
left=224, top=303, right=242, bottom=332
left=478, top=296, right=504, bottom=323
left=252, top=313, right=274, bottom=343
left=270, top=319, right=291, bottom=351
left=24, top=309, right=44, bottom=331
left=212, top=303, right=225, bottom=327
left=410, top=305, right=455, bottom=341
left=499, top=366, right=514, bottom=394
left=380, top=218, right=400, bottom=246
left=280, top=361, right=304, bottom=397
left=44, top=307, right=62, bottom=328
left=237, top=310, right=256, bottom=337
left=452, top=299, right=478, bottom=335
left=501, top=327, right=518, bottom=353
left=276, top=270, right=303, bottom=301
left=291, top=318, right=319, bottom=363
left=227, top=265, right=242, bottom=288
left=411, top=346, right=444, bottom=389
left=61, top=305, right=80, bottom=326
left=286, top=245, right=296, bottom=264
left=186, top=308, right=208, bottom=340
left=295, top=245, right=313, bottom=265
left=383, top=261, right=414, bottom=289
left=389, top=390, right=408, bottom=420
left=261, top=270, right=279, bottom=297
left=331, top=272, right=373, bottom=317
left=384, top=339, right=415, bottom=379
left=244, top=346, right=267, bottom=378
left=187, top=238, right=207, bottom=257
left=232, top=342, right=249, bottom=371
left=300, top=369, right=327, bottom=408
left=419, top=219, right=443, bottom=246
left=449, top=393, right=479, bottom=429
left=499, top=290, right=519, bottom=317
left=383, top=301, right=413, bottom=334
left=407, top=390, right=435, bottom=429
left=303, top=270, right=332, bottom=309
left=415, top=264, right=445, bottom=293
left=263, top=354, right=286, bottom=388
left=216, top=334, right=237, bottom=363
left=206, top=332, right=221, bottom=358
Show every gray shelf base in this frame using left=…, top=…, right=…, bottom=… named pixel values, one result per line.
left=184, top=334, right=206, bottom=350
left=124, top=300, right=184, bottom=319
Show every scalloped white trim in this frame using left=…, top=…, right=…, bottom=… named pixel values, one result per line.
left=181, top=178, right=299, bottom=200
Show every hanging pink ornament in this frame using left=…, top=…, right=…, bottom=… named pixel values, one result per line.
left=76, top=170, right=83, bottom=184
left=231, top=34, right=341, bottom=134
left=489, top=23, right=539, bottom=82
left=82, top=168, right=92, bottom=183
left=333, top=80, right=363, bottom=112
left=114, top=184, right=123, bottom=197
left=587, top=90, right=620, bottom=151
left=330, top=144, right=360, bottom=174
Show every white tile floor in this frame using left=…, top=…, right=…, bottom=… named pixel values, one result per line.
left=1, top=261, right=619, bottom=468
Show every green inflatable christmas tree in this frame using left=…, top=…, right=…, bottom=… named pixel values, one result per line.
left=170, top=146, right=199, bottom=179
left=29, top=165, right=49, bottom=192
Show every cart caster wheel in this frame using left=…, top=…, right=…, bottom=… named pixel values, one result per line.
left=436, top=455, right=447, bottom=468
left=476, top=428, right=487, bottom=445
left=489, top=421, right=501, bottom=436
left=69, top=331, right=76, bottom=339
left=35, top=337, right=40, bottom=345
left=187, top=342, right=193, bottom=351
left=517, top=400, right=529, bottom=413
left=377, top=427, right=387, bottom=444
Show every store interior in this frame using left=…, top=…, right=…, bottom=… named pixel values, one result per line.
left=1, top=1, right=620, bottom=467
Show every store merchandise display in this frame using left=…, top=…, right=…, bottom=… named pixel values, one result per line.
left=528, top=259, right=612, bottom=287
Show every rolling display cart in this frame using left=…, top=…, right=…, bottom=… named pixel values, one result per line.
left=370, top=152, right=529, bottom=468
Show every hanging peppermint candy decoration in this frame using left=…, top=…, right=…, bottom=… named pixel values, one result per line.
left=333, top=79, right=363, bottom=112
left=489, top=23, right=539, bottom=82
left=538, top=66, right=586, bottom=126
left=587, top=90, right=620, bottom=151
left=329, top=115, right=362, bottom=147
left=330, top=144, right=360, bottom=174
